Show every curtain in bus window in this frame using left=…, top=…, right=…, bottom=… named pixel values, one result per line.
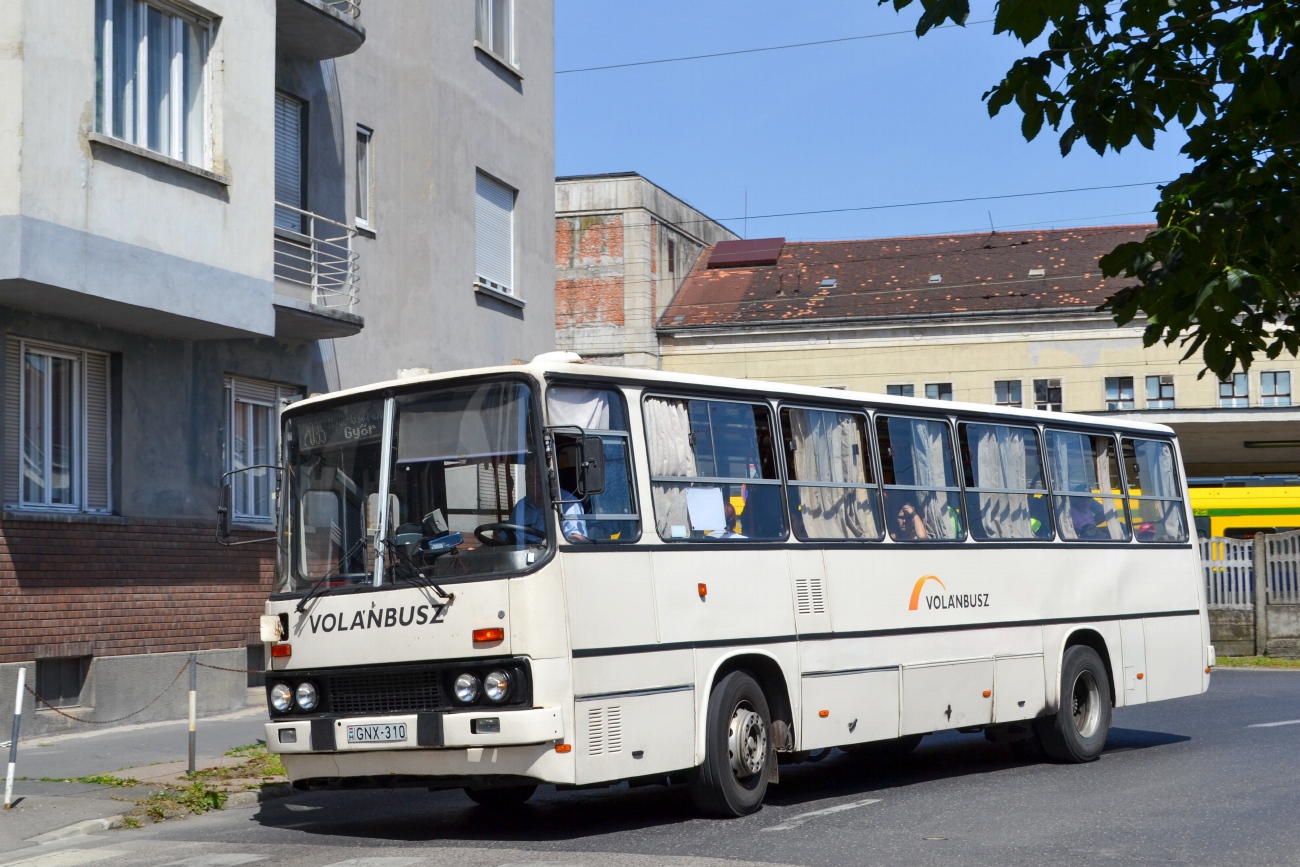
left=968, top=424, right=1043, bottom=539
left=785, top=408, right=880, bottom=540
left=1125, top=438, right=1188, bottom=542
left=879, top=416, right=963, bottom=541
left=1045, top=430, right=1129, bottom=541
left=547, top=386, right=617, bottom=430
left=644, top=397, right=696, bottom=537
left=909, top=419, right=959, bottom=539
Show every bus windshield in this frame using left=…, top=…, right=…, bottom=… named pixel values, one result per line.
left=277, top=380, right=544, bottom=595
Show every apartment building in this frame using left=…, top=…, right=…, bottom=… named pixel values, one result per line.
left=1, top=0, right=554, bottom=733
left=555, top=173, right=737, bottom=369
left=655, top=228, right=1300, bottom=479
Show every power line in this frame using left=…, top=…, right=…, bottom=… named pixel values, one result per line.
left=557, top=20, right=995, bottom=74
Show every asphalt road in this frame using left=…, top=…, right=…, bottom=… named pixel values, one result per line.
left=4, top=669, right=1298, bottom=867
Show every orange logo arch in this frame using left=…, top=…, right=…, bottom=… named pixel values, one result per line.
left=908, top=575, right=946, bottom=611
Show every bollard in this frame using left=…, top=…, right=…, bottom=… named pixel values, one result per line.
left=188, top=653, right=197, bottom=776
left=5, top=667, right=25, bottom=809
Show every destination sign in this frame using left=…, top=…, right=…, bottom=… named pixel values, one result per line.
left=294, top=400, right=384, bottom=450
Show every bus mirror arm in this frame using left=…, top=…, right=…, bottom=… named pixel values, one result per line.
left=215, top=465, right=282, bottom=547
left=579, top=435, right=606, bottom=497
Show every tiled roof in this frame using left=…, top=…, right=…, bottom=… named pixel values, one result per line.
left=658, top=225, right=1153, bottom=329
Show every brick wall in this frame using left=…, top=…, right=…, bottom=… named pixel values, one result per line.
left=556, top=215, right=626, bottom=329
left=0, top=515, right=274, bottom=664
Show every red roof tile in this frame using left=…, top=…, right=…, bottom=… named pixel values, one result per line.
left=660, top=225, right=1152, bottom=328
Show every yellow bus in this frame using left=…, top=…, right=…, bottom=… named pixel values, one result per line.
left=1188, top=478, right=1300, bottom=539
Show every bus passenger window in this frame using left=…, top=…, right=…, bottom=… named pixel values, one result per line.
left=547, top=386, right=639, bottom=543
left=644, top=396, right=786, bottom=541
left=1122, top=438, right=1188, bottom=542
left=1044, top=429, right=1130, bottom=541
left=876, top=416, right=965, bottom=541
left=959, top=422, right=1053, bottom=540
left=781, top=407, right=882, bottom=541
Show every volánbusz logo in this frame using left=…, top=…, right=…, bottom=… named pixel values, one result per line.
left=908, top=575, right=990, bottom=612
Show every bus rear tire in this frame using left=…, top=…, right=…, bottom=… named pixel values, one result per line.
left=690, top=671, right=771, bottom=817
left=1038, top=645, right=1111, bottom=763
left=463, top=784, right=537, bottom=808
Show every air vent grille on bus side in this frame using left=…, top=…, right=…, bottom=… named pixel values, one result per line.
left=795, top=575, right=826, bottom=615
left=586, top=705, right=623, bottom=756
left=325, top=669, right=443, bottom=715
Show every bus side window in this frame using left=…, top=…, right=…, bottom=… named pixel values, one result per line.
left=1044, top=429, right=1130, bottom=541
left=1122, top=438, right=1188, bottom=543
left=959, top=422, right=1053, bottom=541
left=876, top=415, right=965, bottom=542
left=781, top=406, right=883, bottom=541
left=644, top=395, right=786, bottom=541
left=547, top=386, right=639, bottom=543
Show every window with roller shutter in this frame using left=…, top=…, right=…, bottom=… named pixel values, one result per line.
left=3, top=338, right=111, bottom=513
left=274, top=92, right=307, bottom=233
left=475, top=171, right=515, bottom=296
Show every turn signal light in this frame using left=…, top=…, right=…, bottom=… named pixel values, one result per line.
left=271, top=644, right=292, bottom=658
left=555, top=744, right=572, bottom=753
left=1136, top=672, right=1144, bottom=680
left=473, top=628, right=504, bottom=643
left=982, top=690, right=992, bottom=698
left=1206, top=667, right=1212, bottom=674
left=698, top=583, right=707, bottom=599
left=818, top=709, right=829, bottom=718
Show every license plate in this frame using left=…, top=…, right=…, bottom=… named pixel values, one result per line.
left=346, top=722, right=408, bottom=744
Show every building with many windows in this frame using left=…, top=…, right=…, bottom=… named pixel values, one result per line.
left=1, top=0, right=554, bottom=732
left=653, top=228, right=1300, bottom=479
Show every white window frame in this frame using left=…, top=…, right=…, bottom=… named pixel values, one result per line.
left=226, top=378, right=301, bottom=523
left=355, top=125, right=373, bottom=231
left=474, top=0, right=516, bottom=69
left=1146, top=374, right=1175, bottom=409
left=10, top=340, right=112, bottom=514
left=993, top=380, right=1022, bottom=407
left=925, top=382, right=954, bottom=401
left=1219, top=373, right=1249, bottom=408
left=886, top=384, right=914, bottom=398
left=96, top=0, right=213, bottom=168
left=1104, top=376, right=1136, bottom=411
left=1034, top=378, right=1063, bottom=412
left=1260, top=371, right=1292, bottom=407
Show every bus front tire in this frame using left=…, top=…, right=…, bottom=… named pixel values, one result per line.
left=690, top=671, right=772, bottom=817
left=463, top=784, right=537, bottom=808
left=1037, top=645, right=1111, bottom=763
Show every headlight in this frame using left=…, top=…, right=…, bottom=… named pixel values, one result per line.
left=295, top=681, right=318, bottom=711
left=453, top=673, right=481, bottom=703
left=484, top=670, right=511, bottom=703
left=270, top=682, right=293, bottom=713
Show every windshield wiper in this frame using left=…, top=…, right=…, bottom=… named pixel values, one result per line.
left=382, top=533, right=459, bottom=600
left=294, top=536, right=368, bottom=613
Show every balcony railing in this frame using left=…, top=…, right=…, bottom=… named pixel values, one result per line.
left=323, top=0, right=360, bottom=17
left=273, top=204, right=360, bottom=312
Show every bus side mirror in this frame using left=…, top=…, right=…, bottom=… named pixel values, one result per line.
left=579, top=435, right=606, bottom=497
left=217, top=483, right=234, bottom=540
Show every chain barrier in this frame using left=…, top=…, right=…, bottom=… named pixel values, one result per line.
left=194, top=661, right=263, bottom=675
left=25, top=658, right=191, bottom=725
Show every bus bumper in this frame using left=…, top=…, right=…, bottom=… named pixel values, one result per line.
left=266, top=706, right=564, bottom=755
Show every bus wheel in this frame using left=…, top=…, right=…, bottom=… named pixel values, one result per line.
left=1038, top=645, right=1111, bottom=763
left=463, top=784, right=537, bottom=808
left=691, top=671, right=771, bottom=817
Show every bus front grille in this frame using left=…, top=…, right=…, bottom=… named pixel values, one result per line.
left=324, top=670, right=445, bottom=715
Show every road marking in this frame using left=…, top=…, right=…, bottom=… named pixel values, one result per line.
left=761, top=798, right=881, bottom=831
left=1247, top=719, right=1300, bottom=728
left=156, top=857, right=267, bottom=867
left=0, top=852, right=126, bottom=867
left=319, top=860, right=422, bottom=867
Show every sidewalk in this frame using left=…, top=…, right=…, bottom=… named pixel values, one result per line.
left=0, top=706, right=272, bottom=854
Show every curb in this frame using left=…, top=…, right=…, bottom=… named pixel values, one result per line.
left=224, top=783, right=292, bottom=809
left=25, top=815, right=125, bottom=845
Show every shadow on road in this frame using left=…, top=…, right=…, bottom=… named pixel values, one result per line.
left=247, top=725, right=1191, bottom=844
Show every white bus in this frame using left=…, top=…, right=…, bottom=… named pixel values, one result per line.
left=230, top=355, right=1212, bottom=816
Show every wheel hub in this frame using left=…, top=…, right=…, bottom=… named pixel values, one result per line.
left=1070, top=670, right=1101, bottom=738
left=727, top=702, right=767, bottom=779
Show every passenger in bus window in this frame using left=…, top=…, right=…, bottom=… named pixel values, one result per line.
left=893, top=499, right=930, bottom=540
left=1067, top=497, right=1107, bottom=540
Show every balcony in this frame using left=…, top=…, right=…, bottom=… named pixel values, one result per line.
left=276, top=0, right=365, bottom=62
left=273, top=204, right=364, bottom=339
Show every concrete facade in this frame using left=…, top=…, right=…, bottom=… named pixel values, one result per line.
left=555, top=173, right=737, bottom=368
left=1, top=0, right=556, bottom=733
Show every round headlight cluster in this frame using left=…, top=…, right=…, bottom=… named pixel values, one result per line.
left=454, top=673, right=481, bottom=703
left=270, top=682, right=293, bottom=713
left=270, top=681, right=320, bottom=713
left=484, top=670, right=512, bottom=703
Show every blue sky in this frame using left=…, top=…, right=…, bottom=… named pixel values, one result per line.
left=555, top=0, right=1192, bottom=242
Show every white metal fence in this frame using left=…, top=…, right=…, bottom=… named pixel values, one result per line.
left=1263, top=529, right=1300, bottom=605
left=323, top=0, right=361, bottom=17
left=1201, top=537, right=1255, bottom=609
left=273, top=204, right=360, bottom=312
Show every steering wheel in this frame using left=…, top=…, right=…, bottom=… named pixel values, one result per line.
left=474, top=522, right=546, bottom=547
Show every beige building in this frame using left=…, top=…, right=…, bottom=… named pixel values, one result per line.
left=653, top=228, right=1300, bottom=480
